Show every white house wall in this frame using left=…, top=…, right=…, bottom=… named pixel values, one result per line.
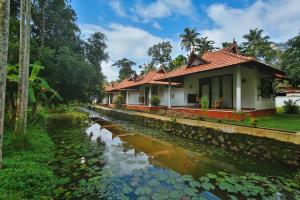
left=128, top=90, right=141, bottom=105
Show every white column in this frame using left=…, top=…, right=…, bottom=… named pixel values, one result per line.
left=149, top=86, right=152, bottom=107
left=126, top=90, right=129, bottom=105
left=168, top=80, right=171, bottom=108
left=108, top=93, right=111, bottom=105
left=236, top=66, right=242, bottom=112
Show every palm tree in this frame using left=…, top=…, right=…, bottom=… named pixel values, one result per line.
left=194, top=37, right=215, bottom=55
left=0, top=0, right=10, bottom=169
left=180, top=28, right=200, bottom=53
left=15, top=0, right=31, bottom=134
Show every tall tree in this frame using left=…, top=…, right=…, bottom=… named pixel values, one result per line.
left=241, top=28, right=278, bottom=65
left=281, top=33, right=300, bottom=87
left=147, top=41, right=172, bottom=68
left=169, top=55, right=187, bottom=71
left=180, top=28, right=199, bottom=53
left=15, top=0, right=31, bottom=134
left=85, top=32, right=109, bottom=101
left=112, top=58, right=136, bottom=81
left=0, top=0, right=10, bottom=169
left=194, top=37, right=215, bottom=55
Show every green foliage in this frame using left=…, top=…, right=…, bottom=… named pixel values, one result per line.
left=180, top=27, right=200, bottom=52
left=194, top=37, right=215, bottom=55
left=250, top=117, right=259, bottom=127
left=0, top=124, right=56, bottom=200
left=113, top=95, right=124, bottom=108
left=281, top=33, right=300, bottom=87
left=241, top=28, right=279, bottom=66
left=200, top=95, right=209, bottom=110
left=198, top=171, right=300, bottom=199
left=282, top=99, right=300, bottom=114
left=150, top=95, right=160, bottom=106
left=46, top=111, right=89, bottom=129
left=147, top=41, right=173, bottom=68
left=112, top=58, right=136, bottom=81
left=169, top=55, right=187, bottom=71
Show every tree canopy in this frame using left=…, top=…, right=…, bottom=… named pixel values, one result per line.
left=112, top=58, right=136, bottom=81
left=180, top=28, right=200, bottom=52
left=147, top=41, right=172, bottom=69
left=281, top=33, right=300, bottom=87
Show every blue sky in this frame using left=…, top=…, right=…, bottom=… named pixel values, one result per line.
left=70, top=0, right=300, bottom=81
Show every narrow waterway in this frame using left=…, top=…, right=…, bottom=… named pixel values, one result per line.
left=51, top=108, right=299, bottom=199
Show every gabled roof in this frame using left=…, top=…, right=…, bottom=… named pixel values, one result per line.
left=105, top=67, right=180, bottom=92
left=157, top=43, right=285, bottom=80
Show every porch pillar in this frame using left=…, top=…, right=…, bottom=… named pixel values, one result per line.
left=236, top=66, right=242, bottom=112
left=149, top=86, right=152, bottom=107
left=126, top=90, right=129, bottom=105
left=168, top=79, right=171, bottom=108
left=108, top=93, right=111, bottom=105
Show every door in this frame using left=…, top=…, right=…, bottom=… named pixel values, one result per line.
left=199, top=78, right=211, bottom=107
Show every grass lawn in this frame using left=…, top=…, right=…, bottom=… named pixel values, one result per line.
left=236, top=113, right=300, bottom=132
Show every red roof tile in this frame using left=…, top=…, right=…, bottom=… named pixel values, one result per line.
left=157, top=44, right=284, bottom=80
left=105, top=68, right=170, bottom=92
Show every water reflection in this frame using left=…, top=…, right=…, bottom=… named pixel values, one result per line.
left=86, top=120, right=239, bottom=177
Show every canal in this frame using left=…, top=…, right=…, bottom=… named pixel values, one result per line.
left=51, top=108, right=299, bottom=199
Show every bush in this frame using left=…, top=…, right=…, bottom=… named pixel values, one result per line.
left=200, top=95, right=209, bottom=110
left=113, top=95, right=123, bottom=108
left=1, top=125, right=56, bottom=200
left=150, top=95, right=160, bottom=106
left=46, top=111, right=88, bottom=130
left=282, top=99, right=300, bottom=114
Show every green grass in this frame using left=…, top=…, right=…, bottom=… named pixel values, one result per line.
left=0, top=123, right=56, bottom=200
left=244, top=113, right=300, bottom=132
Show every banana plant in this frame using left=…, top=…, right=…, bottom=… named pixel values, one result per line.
left=6, top=62, right=63, bottom=119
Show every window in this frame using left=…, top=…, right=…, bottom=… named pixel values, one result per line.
left=187, top=94, right=197, bottom=103
left=260, top=78, right=273, bottom=100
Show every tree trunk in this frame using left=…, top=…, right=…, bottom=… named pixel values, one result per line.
left=40, top=0, right=45, bottom=49
left=15, top=0, right=31, bottom=134
left=0, top=0, right=10, bottom=169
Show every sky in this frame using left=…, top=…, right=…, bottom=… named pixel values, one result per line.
left=70, top=0, right=300, bottom=81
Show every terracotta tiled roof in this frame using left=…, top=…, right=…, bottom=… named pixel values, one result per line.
left=105, top=68, right=173, bottom=92
left=157, top=43, right=284, bottom=80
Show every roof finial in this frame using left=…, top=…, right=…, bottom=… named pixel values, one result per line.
left=233, top=38, right=236, bottom=44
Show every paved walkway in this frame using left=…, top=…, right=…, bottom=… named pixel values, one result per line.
left=92, top=105, right=300, bottom=145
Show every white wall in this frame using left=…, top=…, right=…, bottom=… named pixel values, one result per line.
left=102, top=94, right=108, bottom=104
left=276, top=96, right=300, bottom=107
left=157, top=85, right=185, bottom=106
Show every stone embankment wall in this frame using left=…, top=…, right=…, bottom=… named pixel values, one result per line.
left=91, top=106, right=300, bottom=167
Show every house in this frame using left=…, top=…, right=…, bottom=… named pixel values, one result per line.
left=103, top=67, right=184, bottom=111
left=104, top=42, right=285, bottom=119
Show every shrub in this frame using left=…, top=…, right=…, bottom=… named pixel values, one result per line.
left=151, top=95, right=160, bottom=106
left=113, top=95, right=123, bottom=108
left=200, top=95, right=209, bottom=110
left=1, top=124, right=56, bottom=200
left=46, top=111, right=88, bottom=130
left=282, top=99, right=300, bottom=114
left=250, top=117, right=259, bottom=127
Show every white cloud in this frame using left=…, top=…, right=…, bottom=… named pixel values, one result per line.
left=108, top=0, right=126, bottom=17
left=134, top=0, right=195, bottom=22
left=201, top=0, right=300, bottom=47
left=152, top=22, right=161, bottom=30
left=80, top=23, right=184, bottom=81
left=101, top=61, right=118, bottom=81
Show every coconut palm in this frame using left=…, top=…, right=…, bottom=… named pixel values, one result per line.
left=0, top=0, right=10, bottom=169
left=194, top=37, right=215, bottom=55
left=180, top=28, right=200, bottom=53
left=15, top=0, right=31, bottom=134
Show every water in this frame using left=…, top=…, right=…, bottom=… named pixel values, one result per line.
left=52, top=108, right=299, bottom=199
